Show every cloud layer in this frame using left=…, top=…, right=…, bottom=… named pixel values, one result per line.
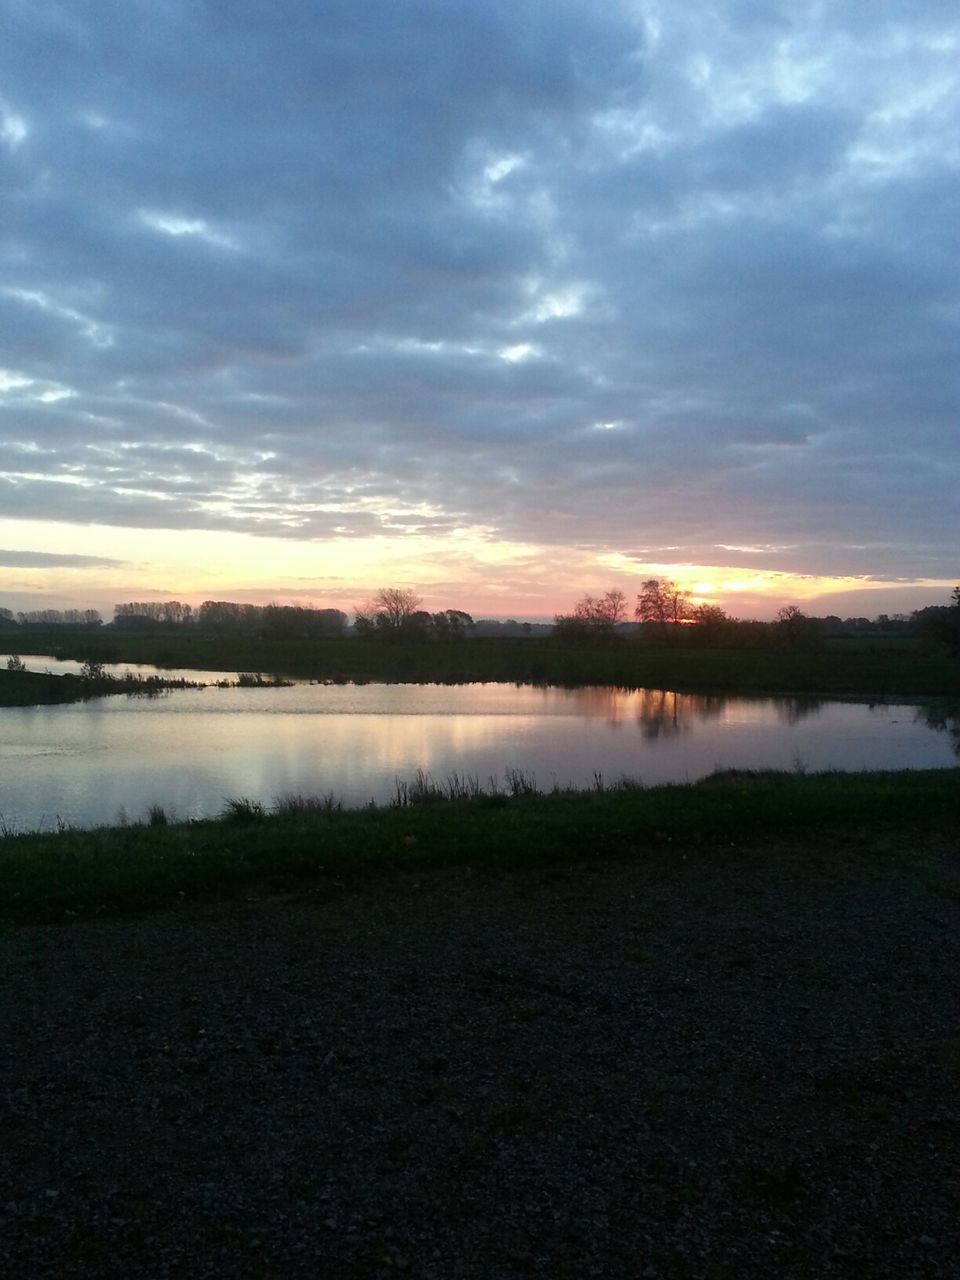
left=1, top=0, right=958, bottom=607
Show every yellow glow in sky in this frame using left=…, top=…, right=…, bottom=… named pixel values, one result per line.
left=1, top=518, right=954, bottom=622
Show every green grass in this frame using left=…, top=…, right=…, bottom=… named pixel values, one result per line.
left=6, top=628, right=959, bottom=698
left=1, top=768, right=957, bottom=926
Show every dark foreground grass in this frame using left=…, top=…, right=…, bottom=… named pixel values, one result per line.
left=1, top=768, right=957, bottom=926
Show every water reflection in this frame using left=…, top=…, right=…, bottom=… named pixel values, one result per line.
left=0, top=677, right=956, bottom=833
left=634, top=690, right=723, bottom=740
left=565, top=686, right=825, bottom=736
left=775, top=697, right=826, bottom=725
left=914, top=701, right=960, bottom=759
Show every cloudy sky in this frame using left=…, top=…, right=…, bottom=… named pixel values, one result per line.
left=1, top=0, right=957, bottom=621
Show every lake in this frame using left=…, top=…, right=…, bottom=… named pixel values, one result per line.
left=2, top=655, right=957, bottom=832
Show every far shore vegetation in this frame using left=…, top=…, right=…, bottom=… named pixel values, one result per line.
left=0, top=767, right=957, bottom=925
left=1, top=581, right=957, bottom=705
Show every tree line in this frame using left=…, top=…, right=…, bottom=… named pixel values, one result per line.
left=2, top=581, right=957, bottom=650
left=115, top=600, right=349, bottom=638
left=0, top=607, right=103, bottom=628
left=554, top=579, right=960, bottom=650
left=353, top=588, right=474, bottom=641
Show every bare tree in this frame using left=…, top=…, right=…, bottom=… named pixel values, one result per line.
left=355, top=587, right=423, bottom=639
left=374, top=587, right=422, bottom=632
left=554, top=589, right=629, bottom=644
left=635, top=579, right=691, bottom=640
left=775, top=605, right=822, bottom=649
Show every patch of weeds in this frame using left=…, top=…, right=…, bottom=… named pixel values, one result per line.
left=443, top=771, right=482, bottom=801
left=504, top=767, right=539, bottom=796
left=221, top=796, right=265, bottom=823
left=393, top=769, right=483, bottom=806
left=147, top=804, right=169, bottom=827
left=273, top=791, right=342, bottom=817
left=394, top=769, right=445, bottom=806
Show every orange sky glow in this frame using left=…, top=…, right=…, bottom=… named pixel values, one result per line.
left=1, top=519, right=953, bottom=624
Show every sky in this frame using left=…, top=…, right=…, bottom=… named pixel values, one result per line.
left=1, top=0, right=958, bottom=623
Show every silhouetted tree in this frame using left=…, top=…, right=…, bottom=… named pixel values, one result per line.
left=635, top=579, right=691, bottom=641
left=115, top=601, right=190, bottom=627
left=554, top=589, right=628, bottom=644
left=775, top=605, right=822, bottom=649
left=689, top=603, right=730, bottom=645
left=431, top=609, right=474, bottom=640
left=17, top=608, right=102, bottom=627
left=376, top=587, right=422, bottom=633
left=914, top=587, right=960, bottom=655
left=354, top=587, right=425, bottom=640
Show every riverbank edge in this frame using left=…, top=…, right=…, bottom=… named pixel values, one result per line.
left=3, top=631, right=960, bottom=699
left=4, top=664, right=960, bottom=709
left=2, top=768, right=957, bottom=927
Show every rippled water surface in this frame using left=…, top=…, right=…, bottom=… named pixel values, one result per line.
left=1, top=656, right=956, bottom=831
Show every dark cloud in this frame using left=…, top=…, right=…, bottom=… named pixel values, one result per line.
left=0, top=0, right=957, bottom=590
left=0, top=547, right=123, bottom=568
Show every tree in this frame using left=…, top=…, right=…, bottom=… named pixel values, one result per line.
left=689, top=603, right=730, bottom=645
left=775, top=605, right=822, bottom=649
left=114, top=601, right=189, bottom=627
left=374, top=587, right=422, bottom=633
left=555, top=589, right=629, bottom=644
left=431, top=609, right=474, bottom=640
left=914, top=587, right=960, bottom=655
left=355, top=587, right=423, bottom=640
left=635, top=579, right=691, bottom=640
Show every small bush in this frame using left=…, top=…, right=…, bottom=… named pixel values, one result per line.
left=5, top=655, right=26, bottom=673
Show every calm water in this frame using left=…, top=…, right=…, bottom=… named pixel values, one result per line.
left=1, top=656, right=957, bottom=832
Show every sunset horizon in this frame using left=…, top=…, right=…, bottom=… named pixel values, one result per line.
left=2, top=3, right=957, bottom=628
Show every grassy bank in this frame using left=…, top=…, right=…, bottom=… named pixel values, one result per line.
left=0, top=667, right=202, bottom=707
left=4, top=628, right=959, bottom=698
left=0, top=668, right=80, bottom=706
left=1, top=768, right=957, bottom=925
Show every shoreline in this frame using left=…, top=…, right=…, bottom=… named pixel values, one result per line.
left=2, top=767, right=957, bottom=926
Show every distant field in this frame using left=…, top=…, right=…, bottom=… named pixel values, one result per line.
left=3, top=627, right=959, bottom=698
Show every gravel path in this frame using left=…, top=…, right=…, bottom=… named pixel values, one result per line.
left=2, top=835, right=958, bottom=1278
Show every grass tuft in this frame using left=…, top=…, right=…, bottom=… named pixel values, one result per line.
left=221, top=796, right=266, bottom=823
left=273, top=791, right=342, bottom=817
